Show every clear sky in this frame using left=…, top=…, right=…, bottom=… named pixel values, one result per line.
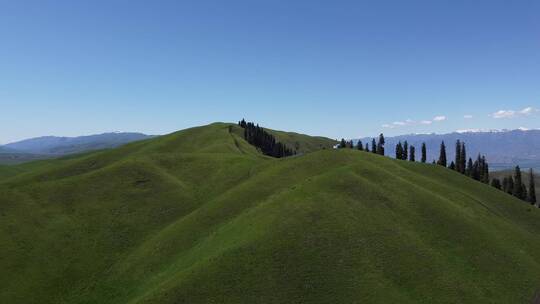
left=1, top=0, right=539, bottom=144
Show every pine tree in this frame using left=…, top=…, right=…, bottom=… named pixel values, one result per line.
left=421, top=142, right=427, bottom=163
left=455, top=140, right=461, bottom=172
left=482, top=158, right=489, bottom=184
left=371, top=139, right=377, bottom=154
left=529, top=168, right=537, bottom=204
left=357, top=140, right=363, bottom=151
left=349, top=140, right=354, bottom=149
left=491, top=178, right=502, bottom=190
left=513, top=166, right=525, bottom=200
left=403, top=141, right=409, bottom=160
left=449, top=161, right=455, bottom=170
left=396, top=142, right=403, bottom=160
left=365, top=142, right=370, bottom=152
left=472, top=154, right=481, bottom=181
left=239, top=118, right=247, bottom=128
left=340, top=138, right=346, bottom=149
left=466, top=158, right=473, bottom=176
left=507, top=176, right=515, bottom=195
left=409, top=145, right=415, bottom=162
left=376, top=133, right=385, bottom=155
left=460, top=142, right=467, bottom=174
left=437, top=141, right=447, bottom=167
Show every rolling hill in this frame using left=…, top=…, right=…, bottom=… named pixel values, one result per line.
left=1, top=123, right=540, bottom=304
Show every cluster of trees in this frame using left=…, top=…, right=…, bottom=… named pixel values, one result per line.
left=338, top=134, right=386, bottom=155
left=337, top=133, right=537, bottom=206
left=434, top=140, right=536, bottom=204
left=238, top=119, right=295, bottom=158
left=434, top=140, right=490, bottom=183
left=395, top=141, right=418, bottom=162
left=492, top=167, right=537, bottom=204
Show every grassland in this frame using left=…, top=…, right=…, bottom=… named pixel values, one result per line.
left=1, top=123, right=540, bottom=303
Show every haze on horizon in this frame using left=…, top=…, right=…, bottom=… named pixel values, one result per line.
left=1, top=0, right=539, bottom=144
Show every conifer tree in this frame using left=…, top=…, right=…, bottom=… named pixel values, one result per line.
left=482, top=158, right=489, bottom=184
left=349, top=140, right=354, bottom=149
left=529, top=169, right=537, bottom=204
left=437, top=141, right=447, bottom=167
left=403, top=141, right=409, bottom=160
left=472, top=154, right=483, bottom=181
left=340, top=138, right=347, bottom=149
left=421, top=142, right=427, bottom=163
left=502, top=177, right=509, bottom=193
left=409, top=145, right=415, bottom=162
left=365, top=142, right=370, bottom=152
left=357, top=140, right=363, bottom=151
left=455, top=140, right=461, bottom=172
left=376, top=133, right=385, bottom=155
left=513, top=166, right=525, bottom=199
left=507, top=176, right=515, bottom=195
left=396, top=142, right=403, bottom=160
left=466, top=158, right=473, bottom=176
left=491, top=178, right=502, bottom=190
left=372, top=139, right=377, bottom=154
left=460, top=142, right=467, bottom=174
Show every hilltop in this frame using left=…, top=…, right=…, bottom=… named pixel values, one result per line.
left=1, top=123, right=540, bottom=304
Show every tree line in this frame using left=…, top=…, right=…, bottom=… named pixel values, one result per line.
left=492, top=167, right=536, bottom=204
left=337, top=134, right=537, bottom=205
left=339, top=134, right=386, bottom=155
left=238, top=119, right=295, bottom=158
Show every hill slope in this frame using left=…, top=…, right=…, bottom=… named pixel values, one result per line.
left=1, top=123, right=540, bottom=304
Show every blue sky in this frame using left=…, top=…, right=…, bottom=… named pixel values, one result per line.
left=1, top=0, right=539, bottom=144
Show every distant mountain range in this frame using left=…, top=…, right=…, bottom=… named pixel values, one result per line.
left=0, top=132, right=154, bottom=164
left=357, top=129, right=540, bottom=171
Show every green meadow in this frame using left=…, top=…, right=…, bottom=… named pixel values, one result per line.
left=1, top=123, right=540, bottom=303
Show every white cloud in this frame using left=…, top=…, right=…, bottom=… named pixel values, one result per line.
left=520, top=107, right=537, bottom=115
left=518, top=126, right=530, bottom=131
left=433, top=115, right=446, bottom=121
left=463, top=114, right=473, bottom=119
left=491, top=110, right=516, bottom=119
left=382, top=115, right=445, bottom=129
left=491, top=107, right=538, bottom=119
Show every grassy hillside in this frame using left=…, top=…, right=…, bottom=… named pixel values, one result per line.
left=1, top=123, right=540, bottom=304
left=0, top=152, right=54, bottom=165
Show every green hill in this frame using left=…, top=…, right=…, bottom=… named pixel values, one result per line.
left=1, top=123, right=540, bottom=304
